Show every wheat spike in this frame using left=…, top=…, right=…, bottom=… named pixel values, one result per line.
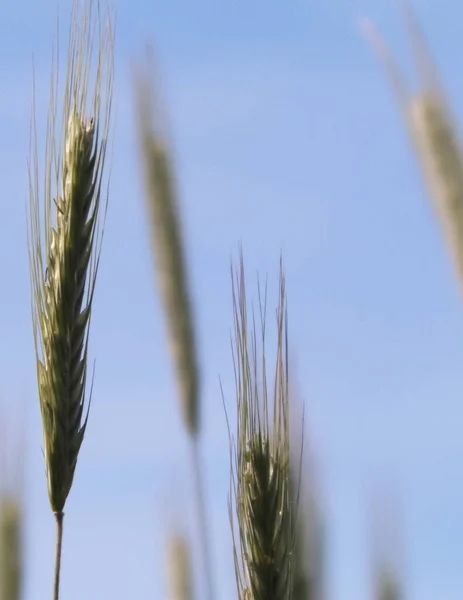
left=360, top=4, right=463, bottom=297
left=28, top=0, right=114, bottom=515
left=376, top=571, right=401, bottom=600
left=229, top=253, right=295, bottom=600
left=166, top=533, right=193, bottom=600
left=133, top=52, right=199, bottom=436
left=290, top=464, right=324, bottom=600
left=0, top=419, right=23, bottom=600
left=0, top=498, right=21, bottom=600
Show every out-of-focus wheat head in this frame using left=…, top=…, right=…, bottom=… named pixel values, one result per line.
left=376, top=571, right=401, bottom=600
left=132, top=53, right=199, bottom=436
left=229, top=253, right=295, bottom=600
left=368, top=487, right=404, bottom=600
left=0, top=499, right=21, bottom=600
left=166, top=532, right=193, bottom=600
left=360, top=3, right=463, bottom=297
left=290, top=447, right=324, bottom=600
left=28, top=0, right=114, bottom=514
left=0, top=415, right=24, bottom=600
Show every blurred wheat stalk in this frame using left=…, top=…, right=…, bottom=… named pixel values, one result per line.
left=27, top=0, right=114, bottom=597
left=361, top=3, right=463, bottom=297
left=228, top=254, right=298, bottom=600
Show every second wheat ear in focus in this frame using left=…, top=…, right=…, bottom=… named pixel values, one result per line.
left=360, top=6, right=463, bottom=298
left=228, top=255, right=297, bottom=600
left=28, top=0, right=114, bottom=598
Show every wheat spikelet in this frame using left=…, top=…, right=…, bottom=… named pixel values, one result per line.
left=166, top=533, right=193, bottom=600
left=360, top=5, right=463, bottom=296
left=229, top=253, right=295, bottom=600
left=28, top=0, right=114, bottom=515
left=132, top=53, right=199, bottom=437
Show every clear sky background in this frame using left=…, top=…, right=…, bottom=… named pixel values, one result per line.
left=1, top=0, right=463, bottom=599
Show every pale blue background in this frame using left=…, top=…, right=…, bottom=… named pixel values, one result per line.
left=1, top=0, right=463, bottom=599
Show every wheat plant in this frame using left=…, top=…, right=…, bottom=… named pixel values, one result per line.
left=132, top=51, right=214, bottom=600
left=0, top=418, right=23, bottom=600
left=27, top=0, right=114, bottom=597
left=165, top=532, right=194, bottom=600
left=0, top=498, right=21, bottom=600
left=228, top=254, right=297, bottom=600
left=361, top=3, right=463, bottom=297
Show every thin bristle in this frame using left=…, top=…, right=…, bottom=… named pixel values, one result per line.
left=28, top=0, right=114, bottom=513
left=132, top=53, right=199, bottom=436
left=166, top=533, right=193, bottom=600
left=361, top=5, right=463, bottom=297
left=229, top=253, right=295, bottom=600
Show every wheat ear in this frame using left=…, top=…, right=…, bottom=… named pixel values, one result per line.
left=28, top=0, right=114, bottom=597
left=290, top=460, right=324, bottom=600
left=0, top=419, right=23, bottom=600
left=133, top=52, right=199, bottom=437
left=360, top=5, right=463, bottom=297
left=0, top=499, right=22, bottom=600
left=229, top=253, right=295, bottom=600
left=133, top=52, right=214, bottom=600
left=166, top=532, right=194, bottom=600
left=375, top=571, right=401, bottom=600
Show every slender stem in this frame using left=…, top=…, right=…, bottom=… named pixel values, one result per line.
left=53, top=511, right=64, bottom=600
left=189, top=437, right=214, bottom=600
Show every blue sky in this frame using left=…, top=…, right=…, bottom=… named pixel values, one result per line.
left=2, top=0, right=463, bottom=599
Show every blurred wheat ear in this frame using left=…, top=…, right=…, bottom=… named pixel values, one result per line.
left=27, top=0, right=114, bottom=597
left=376, top=571, right=401, bottom=600
left=166, top=532, right=194, bottom=600
left=132, top=51, right=199, bottom=437
left=229, top=252, right=296, bottom=600
left=0, top=498, right=22, bottom=600
left=132, top=51, right=215, bottom=600
left=289, top=436, right=324, bottom=600
left=0, top=420, right=24, bottom=600
left=360, top=4, right=463, bottom=297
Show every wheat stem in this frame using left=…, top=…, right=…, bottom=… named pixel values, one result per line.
left=52, top=511, right=64, bottom=600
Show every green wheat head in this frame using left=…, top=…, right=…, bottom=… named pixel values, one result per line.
left=28, top=0, right=114, bottom=514
left=229, top=254, right=296, bottom=600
